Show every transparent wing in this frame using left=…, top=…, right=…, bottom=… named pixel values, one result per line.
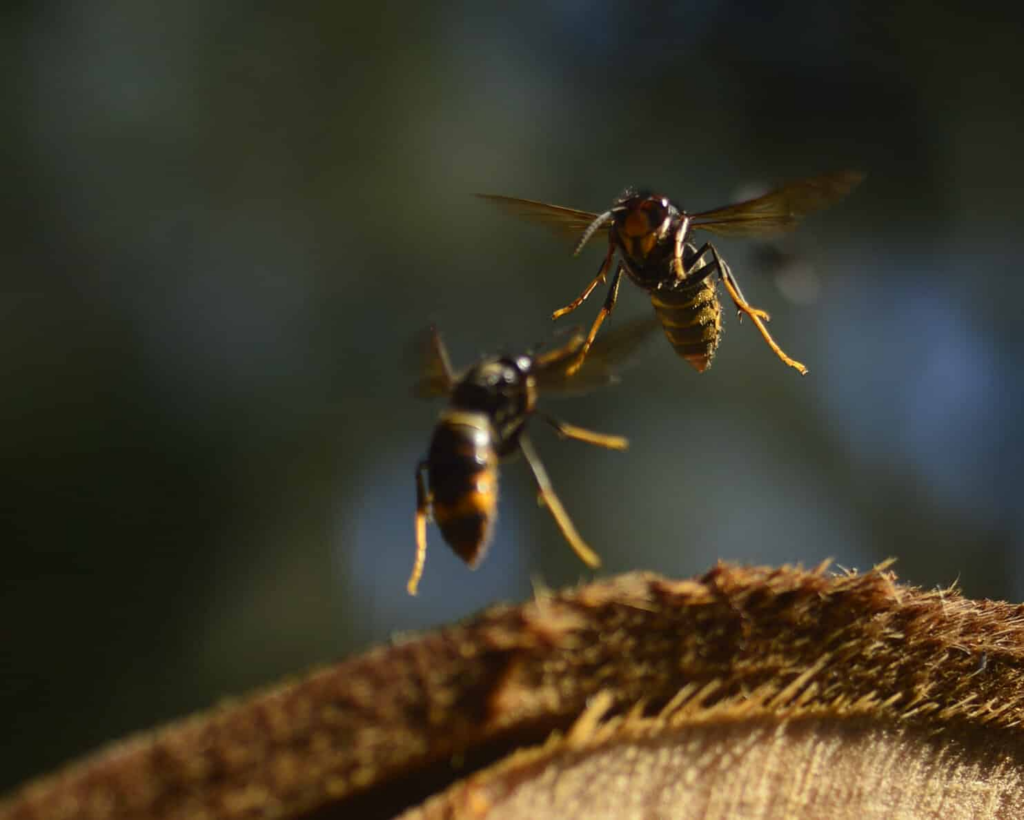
left=534, top=315, right=660, bottom=396
left=691, top=170, right=864, bottom=238
left=475, top=194, right=603, bottom=242
left=411, top=325, right=456, bottom=399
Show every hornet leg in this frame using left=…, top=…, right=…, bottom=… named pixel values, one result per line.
left=676, top=241, right=723, bottom=285
left=672, top=215, right=692, bottom=280
left=538, top=412, right=629, bottom=451
left=532, top=328, right=587, bottom=371
left=685, top=242, right=770, bottom=323
left=518, top=434, right=601, bottom=569
left=406, top=461, right=431, bottom=596
left=566, top=264, right=624, bottom=376
left=552, top=241, right=615, bottom=320
left=708, top=244, right=808, bottom=376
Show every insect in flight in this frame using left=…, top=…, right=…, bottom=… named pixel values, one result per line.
left=406, top=318, right=655, bottom=595
left=478, top=170, right=863, bottom=376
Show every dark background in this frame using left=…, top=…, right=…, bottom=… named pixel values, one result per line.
left=4, top=1, right=1023, bottom=793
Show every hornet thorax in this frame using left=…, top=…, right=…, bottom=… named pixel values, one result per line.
left=448, top=355, right=536, bottom=455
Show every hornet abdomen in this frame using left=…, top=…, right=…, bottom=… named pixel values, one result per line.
left=427, top=411, right=499, bottom=567
left=650, top=276, right=723, bottom=373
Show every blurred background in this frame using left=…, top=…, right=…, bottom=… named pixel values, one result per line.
left=4, top=0, right=1024, bottom=792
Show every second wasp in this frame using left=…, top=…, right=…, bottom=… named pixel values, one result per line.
left=479, top=170, right=863, bottom=376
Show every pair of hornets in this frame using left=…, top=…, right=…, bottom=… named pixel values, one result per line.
left=406, top=171, right=863, bottom=595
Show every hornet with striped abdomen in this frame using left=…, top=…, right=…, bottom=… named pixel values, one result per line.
left=478, top=170, right=862, bottom=376
left=407, top=319, right=655, bottom=595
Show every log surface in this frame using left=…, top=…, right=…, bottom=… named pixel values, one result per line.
left=4, top=562, right=1024, bottom=819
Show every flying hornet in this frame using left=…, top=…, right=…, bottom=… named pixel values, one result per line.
left=478, top=170, right=863, bottom=376
left=407, top=318, right=655, bottom=595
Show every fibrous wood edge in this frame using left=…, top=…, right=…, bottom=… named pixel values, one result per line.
left=4, top=561, right=1024, bottom=819
left=401, top=680, right=1024, bottom=819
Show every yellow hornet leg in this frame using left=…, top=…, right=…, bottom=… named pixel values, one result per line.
left=539, top=413, right=628, bottom=451
left=721, top=272, right=772, bottom=323
left=672, top=215, right=692, bottom=280
left=686, top=241, right=769, bottom=324
left=519, top=435, right=602, bottom=569
left=532, top=329, right=586, bottom=371
left=566, top=265, right=623, bottom=376
left=552, top=242, right=615, bottom=320
left=406, top=462, right=430, bottom=595
left=715, top=251, right=808, bottom=376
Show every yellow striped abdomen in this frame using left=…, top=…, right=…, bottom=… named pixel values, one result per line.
left=650, top=277, right=723, bottom=373
left=427, top=412, right=499, bottom=567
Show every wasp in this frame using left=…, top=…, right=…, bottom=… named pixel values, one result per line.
left=478, top=170, right=863, bottom=376
left=406, top=319, right=655, bottom=595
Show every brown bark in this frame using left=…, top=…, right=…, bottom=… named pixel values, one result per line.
left=3, top=562, right=1024, bottom=819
